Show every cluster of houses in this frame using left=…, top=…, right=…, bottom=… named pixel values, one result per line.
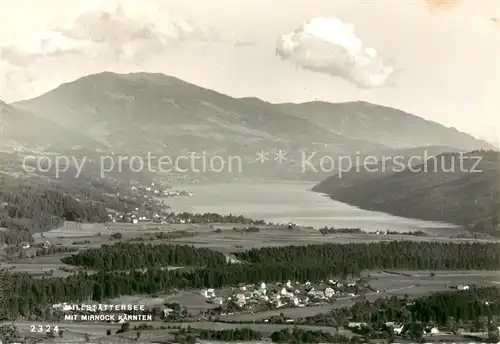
left=348, top=322, right=439, bottom=336
left=200, top=279, right=365, bottom=312
left=131, top=182, right=193, bottom=198
left=20, top=240, right=52, bottom=250
left=162, top=190, right=194, bottom=197
left=107, top=208, right=195, bottom=225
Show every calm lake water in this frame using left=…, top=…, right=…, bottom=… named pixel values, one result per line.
left=164, top=181, right=460, bottom=235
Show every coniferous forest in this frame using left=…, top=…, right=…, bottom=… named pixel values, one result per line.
left=0, top=179, right=146, bottom=240
left=2, top=240, right=500, bottom=320
left=60, top=243, right=228, bottom=270
left=235, top=241, right=500, bottom=270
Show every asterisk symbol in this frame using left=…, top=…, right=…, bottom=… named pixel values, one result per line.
left=274, top=149, right=287, bottom=164
left=255, top=150, right=269, bottom=163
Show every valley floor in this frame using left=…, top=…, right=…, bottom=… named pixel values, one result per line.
left=4, top=221, right=499, bottom=344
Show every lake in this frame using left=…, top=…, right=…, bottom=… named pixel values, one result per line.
left=164, top=181, right=460, bottom=235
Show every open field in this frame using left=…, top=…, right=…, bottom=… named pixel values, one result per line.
left=2, top=253, right=82, bottom=277
left=9, top=320, right=354, bottom=344
left=5, top=220, right=500, bottom=341
left=166, top=226, right=499, bottom=253
left=11, top=321, right=130, bottom=343
left=35, top=222, right=109, bottom=238
left=8, top=220, right=498, bottom=278
left=32, top=221, right=217, bottom=249
left=34, top=220, right=495, bottom=254
left=109, top=291, right=220, bottom=314
left=8, top=320, right=489, bottom=344
left=170, top=321, right=354, bottom=336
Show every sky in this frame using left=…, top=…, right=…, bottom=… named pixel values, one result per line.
left=0, top=0, right=499, bottom=145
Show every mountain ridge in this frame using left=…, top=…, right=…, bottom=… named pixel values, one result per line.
left=6, top=71, right=494, bottom=182
left=14, top=72, right=493, bottom=152
left=313, top=150, right=500, bottom=235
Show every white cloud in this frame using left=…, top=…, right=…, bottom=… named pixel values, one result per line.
left=56, top=3, right=217, bottom=61
left=276, top=17, right=395, bottom=88
left=0, top=0, right=220, bottom=101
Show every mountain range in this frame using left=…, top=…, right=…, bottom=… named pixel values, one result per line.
left=1, top=71, right=492, bottom=182
left=1, top=71, right=498, bottom=234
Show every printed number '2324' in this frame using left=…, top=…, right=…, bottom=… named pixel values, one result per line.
left=30, top=325, right=59, bottom=332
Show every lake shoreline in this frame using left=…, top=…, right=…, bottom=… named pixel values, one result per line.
left=160, top=181, right=463, bottom=236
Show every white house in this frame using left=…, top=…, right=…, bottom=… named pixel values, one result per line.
left=202, top=289, right=215, bottom=298
left=348, top=322, right=367, bottom=329
left=235, top=294, right=246, bottom=306
left=457, top=284, right=469, bottom=290
left=393, top=325, right=404, bottom=335
left=429, top=327, right=439, bottom=335
left=163, top=308, right=174, bottom=317
left=325, top=288, right=335, bottom=298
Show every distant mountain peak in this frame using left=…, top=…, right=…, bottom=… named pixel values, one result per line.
left=10, top=71, right=494, bottom=170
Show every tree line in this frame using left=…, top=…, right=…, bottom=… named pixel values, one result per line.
left=60, top=243, right=228, bottom=270
left=235, top=241, right=500, bottom=270
left=3, top=241, right=500, bottom=320
left=295, top=286, right=500, bottom=332
left=165, top=212, right=266, bottom=224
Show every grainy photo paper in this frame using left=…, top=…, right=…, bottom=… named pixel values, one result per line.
left=0, top=0, right=499, bottom=343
